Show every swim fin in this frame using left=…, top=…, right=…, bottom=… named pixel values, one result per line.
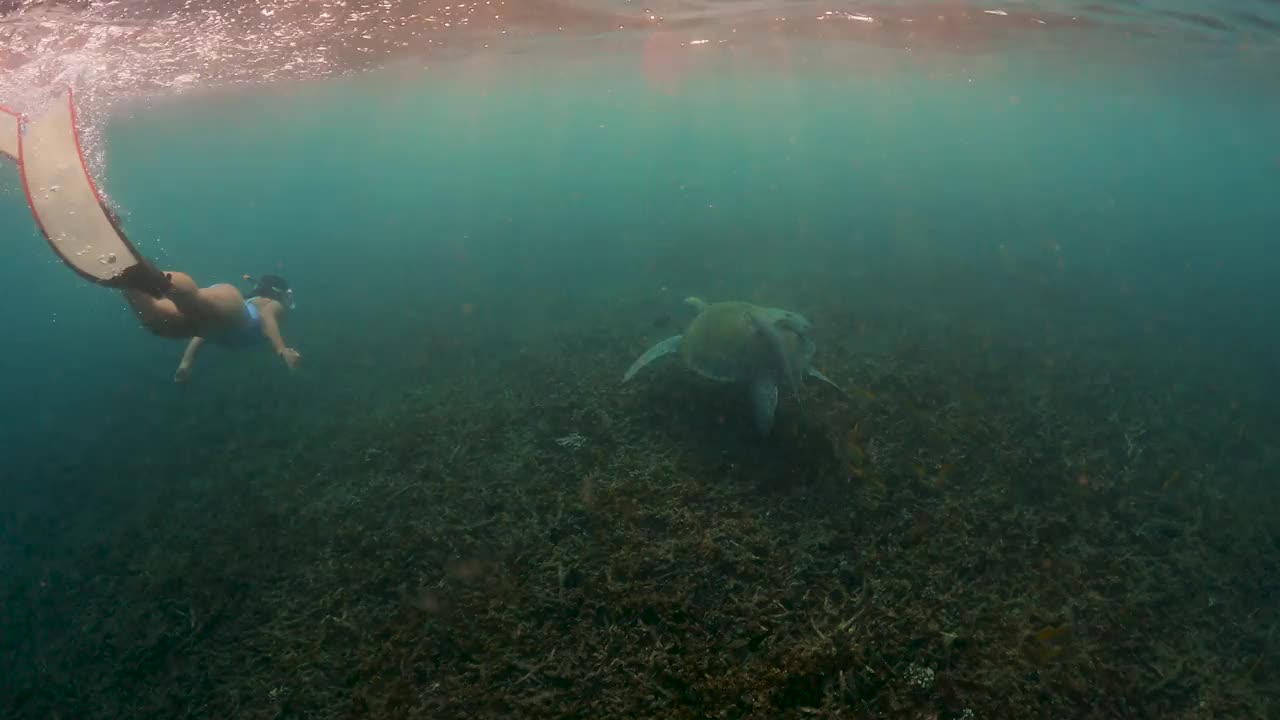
left=6, top=88, right=160, bottom=291
left=0, top=104, right=17, bottom=163
left=109, top=260, right=173, bottom=298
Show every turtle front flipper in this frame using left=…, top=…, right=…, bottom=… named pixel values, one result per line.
left=623, top=335, right=683, bottom=383
left=807, top=367, right=848, bottom=397
left=750, top=376, right=780, bottom=435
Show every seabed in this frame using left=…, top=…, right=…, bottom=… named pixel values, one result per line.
left=2, top=266, right=1276, bottom=719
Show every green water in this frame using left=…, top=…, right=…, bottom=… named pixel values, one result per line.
left=5, top=51, right=1277, bottom=461
left=2, top=32, right=1278, bottom=718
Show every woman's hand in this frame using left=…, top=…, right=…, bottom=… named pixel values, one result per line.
left=280, top=348, right=302, bottom=370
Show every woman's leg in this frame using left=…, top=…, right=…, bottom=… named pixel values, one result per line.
left=123, top=271, right=247, bottom=338
left=188, top=284, right=251, bottom=336
left=123, top=271, right=192, bottom=338
left=166, top=273, right=246, bottom=324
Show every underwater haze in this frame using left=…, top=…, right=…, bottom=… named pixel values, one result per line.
left=2, top=1, right=1279, bottom=717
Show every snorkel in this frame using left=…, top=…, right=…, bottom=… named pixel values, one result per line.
left=243, top=274, right=296, bottom=309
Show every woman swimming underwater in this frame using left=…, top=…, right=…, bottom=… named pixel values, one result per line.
left=123, top=271, right=302, bottom=382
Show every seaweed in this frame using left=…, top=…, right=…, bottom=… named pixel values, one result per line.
left=1, top=268, right=1276, bottom=719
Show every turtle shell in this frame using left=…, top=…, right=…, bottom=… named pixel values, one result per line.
left=679, top=302, right=814, bottom=383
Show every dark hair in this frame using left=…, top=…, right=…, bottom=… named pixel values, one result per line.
left=250, top=274, right=290, bottom=303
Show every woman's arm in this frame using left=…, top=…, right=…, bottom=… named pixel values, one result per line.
left=259, top=302, right=301, bottom=369
left=175, top=336, right=205, bottom=382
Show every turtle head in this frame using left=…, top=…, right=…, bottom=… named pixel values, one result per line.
left=683, top=296, right=709, bottom=313
left=749, top=311, right=804, bottom=406
left=772, top=310, right=812, bottom=335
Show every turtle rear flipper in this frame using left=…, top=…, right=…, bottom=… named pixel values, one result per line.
left=623, top=335, right=683, bottom=383
left=751, top=376, right=780, bottom=435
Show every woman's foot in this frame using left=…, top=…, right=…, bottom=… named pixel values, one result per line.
left=114, top=260, right=173, bottom=298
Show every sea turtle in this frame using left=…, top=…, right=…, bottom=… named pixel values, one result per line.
left=623, top=297, right=844, bottom=434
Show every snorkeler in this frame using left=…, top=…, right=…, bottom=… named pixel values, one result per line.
left=123, top=273, right=302, bottom=382
left=1, top=89, right=301, bottom=382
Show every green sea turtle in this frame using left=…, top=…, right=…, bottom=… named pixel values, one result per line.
left=623, top=297, right=844, bottom=434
